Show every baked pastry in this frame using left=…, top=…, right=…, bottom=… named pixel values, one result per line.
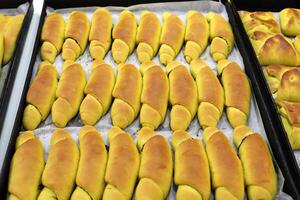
left=0, top=31, right=3, bottom=66
left=103, top=127, right=139, bottom=200
left=135, top=127, right=172, bottom=200
left=140, top=61, right=169, bottom=129
left=217, top=60, right=251, bottom=128
left=111, top=63, right=142, bottom=128
left=23, top=62, right=58, bottom=130
left=112, top=10, right=137, bottom=64
left=172, top=130, right=210, bottom=200
left=203, top=127, right=244, bottom=200
left=279, top=8, right=300, bottom=36
left=295, top=34, right=300, bottom=55
left=62, top=11, right=90, bottom=61
left=184, top=11, right=209, bottom=63
left=89, top=8, right=112, bottom=60
left=167, top=61, right=198, bottom=131
left=38, top=129, right=79, bottom=200
left=234, top=126, right=277, bottom=199
left=159, top=13, right=185, bottom=65
left=190, top=59, right=224, bottom=128
left=52, top=62, right=86, bottom=127
left=207, top=12, right=234, bottom=62
left=8, top=132, right=44, bottom=200
left=80, top=60, right=115, bottom=125
left=41, top=13, right=65, bottom=63
left=71, top=126, right=107, bottom=200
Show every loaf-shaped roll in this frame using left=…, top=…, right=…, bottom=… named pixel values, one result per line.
left=295, top=34, right=300, bottom=55
left=80, top=60, right=115, bottom=125
left=135, top=127, right=172, bottom=200
left=167, top=61, right=198, bottom=131
left=23, top=62, right=58, bottom=130
left=279, top=8, right=300, bottom=36
left=207, top=12, right=234, bottom=62
left=52, top=62, right=86, bottom=127
left=159, top=13, right=185, bottom=65
left=190, top=59, right=224, bottom=128
left=103, top=127, right=139, bottom=200
left=41, top=13, right=65, bottom=63
left=38, top=129, right=79, bottom=200
left=140, top=61, right=169, bottom=129
left=89, top=8, right=112, bottom=60
left=184, top=11, right=209, bottom=63
left=172, top=130, right=211, bottom=200
left=217, top=60, right=251, bottom=128
left=71, top=126, right=107, bottom=200
left=112, top=10, right=137, bottom=64
left=8, top=132, right=44, bottom=200
left=136, top=11, right=161, bottom=63
left=62, top=11, right=90, bottom=61
left=203, top=127, right=244, bottom=200
left=111, top=63, right=142, bottom=128
left=234, top=126, right=277, bottom=199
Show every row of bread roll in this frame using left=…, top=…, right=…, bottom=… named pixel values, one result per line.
left=40, top=9, right=234, bottom=65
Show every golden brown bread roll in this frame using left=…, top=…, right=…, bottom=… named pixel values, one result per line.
left=203, top=127, right=244, bottom=200
left=23, top=62, right=58, bottom=130
left=295, top=34, right=300, bottom=55
left=184, top=11, right=209, bottom=63
left=172, top=130, right=211, bottom=200
left=167, top=61, right=198, bottom=131
left=80, top=60, right=115, bottom=125
left=89, top=8, right=112, bottom=60
left=8, top=132, right=44, bottom=200
left=112, top=10, right=137, bottom=64
left=71, top=126, right=107, bottom=200
left=135, top=127, right=172, bottom=200
left=159, top=13, right=185, bottom=65
left=279, top=8, right=300, bottom=36
left=41, top=13, right=65, bottom=63
left=103, top=127, right=139, bottom=200
left=140, top=61, right=169, bottom=129
left=0, top=31, right=3, bottom=66
left=111, top=63, right=142, bottom=128
left=190, top=59, right=224, bottom=128
left=38, top=129, right=79, bottom=200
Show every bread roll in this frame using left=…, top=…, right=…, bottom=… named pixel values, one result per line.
left=172, top=130, right=210, bottom=200
left=8, top=132, right=44, bottom=200
left=0, top=31, right=3, bottom=66
left=279, top=8, right=300, bottom=36
left=294, top=34, right=300, bottom=56
left=184, top=11, right=209, bottom=63
left=159, top=13, right=185, bottom=65
left=80, top=60, right=115, bottom=125
left=280, top=113, right=300, bottom=150
left=112, top=10, right=137, bottom=64
left=140, top=61, right=169, bottom=129
left=89, top=8, right=112, bottom=60
left=41, top=13, right=65, bottom=63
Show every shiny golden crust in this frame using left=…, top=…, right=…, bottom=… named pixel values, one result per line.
left=279, top=8, right=300, bottom=36
left=295, top=34, right=300, bottom=55
left=280, top=115, right=300, bottom=150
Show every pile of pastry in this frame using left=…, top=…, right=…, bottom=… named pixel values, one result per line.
left=240, top=8, right=300, bottom=150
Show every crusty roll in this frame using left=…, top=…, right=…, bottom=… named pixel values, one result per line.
left=136, top=11, right=161, bottom=63
left=38, top=129, right=79, bottom=200
left=207, top=12, right=234, bottom=62
left=80, top=60, right=115, bottom=125
left=89, top=8, right=112, bottom=60
left=103, top=127, right=139, bottom=200
left=167, top=61, right=198, bottom=131
left=294, top=35, right=300, bottom=58
left=112, top=10, right=137, bottom=64
left=203, top=127, right=244, bottom=200
left=190, top=59, right=224, bottom=128
left=62, top=11, right=90, bottom=61
left=111, top=63, right=142, bottom=128
left=279, top=8, right=300, bottom=36
left=140, top=61, right=169, bottom=129
left=8, top=132, right=44, bottom=200
left=159, top=13, right=185, bottom=65
left=172, top=130, right=211, bottom=200
left=71, top=126, right=107, bottom=200
left=135, top=127, right=172, bottom=200
left=234, top=126, right=277, bottom=199
left=184, top=11, right=209, bottom=63
left=52, top=62, right=86, bottom=127
left=217, top=60, right=251, bottom=128
left=41, top=13, right=65, bottom=63
left=23, top=62, right=58, bottom=130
